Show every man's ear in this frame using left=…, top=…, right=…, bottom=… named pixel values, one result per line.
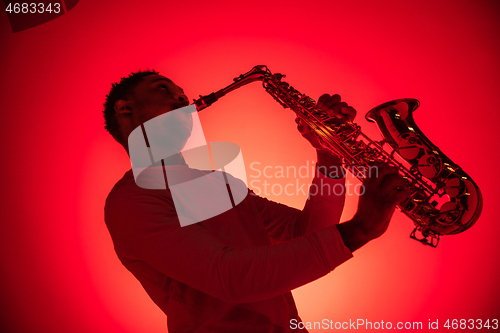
left=114, top=99, right=132, bottom=116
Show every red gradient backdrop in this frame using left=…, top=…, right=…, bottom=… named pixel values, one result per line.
left=1, top=0, right=499, bottom=332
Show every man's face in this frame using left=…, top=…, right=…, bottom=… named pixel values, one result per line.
left=124, top=74, right=194, bottom=153
left=128, top=74, right=190, bottom=125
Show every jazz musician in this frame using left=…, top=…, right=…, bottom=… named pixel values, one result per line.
left=103, top=70, right=409, bottom=332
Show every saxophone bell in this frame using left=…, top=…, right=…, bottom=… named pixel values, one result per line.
left=367, top=98, right=483, bottom=246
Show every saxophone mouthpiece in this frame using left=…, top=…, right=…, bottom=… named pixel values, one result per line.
left=194, top=90, right=226, bottom=111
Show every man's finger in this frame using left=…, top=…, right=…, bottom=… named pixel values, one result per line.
left=382, top=175, right=408, bottom=192
left=317, top=94, right=331, bottom=109
left=365, top=163, right=399, bottom=189
left=340, top=106, right=357, bottom=121
left=296, top=118, right=312, bottom=134
left=318, top=94, right=341, bottom=109
left=324, top=97, right=343, bottom=110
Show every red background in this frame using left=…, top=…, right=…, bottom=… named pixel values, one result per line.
left=1, top=0, right=499, bottom=332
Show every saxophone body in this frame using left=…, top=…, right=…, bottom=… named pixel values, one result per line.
left=194, top=65, right=483, bottom=247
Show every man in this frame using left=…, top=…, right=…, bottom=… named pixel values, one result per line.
left=103, top=70, right=409, bottom=332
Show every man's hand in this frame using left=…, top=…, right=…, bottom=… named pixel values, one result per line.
left=337, top=163, right=411, bottom=251
left=296, top=94, right=357, bottom=152
left=355, top=163, right=411, bottom=238
left=297, top=94, right=357, bottom=177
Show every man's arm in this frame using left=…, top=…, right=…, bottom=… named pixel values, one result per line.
left=251, top=163, right=346, bottom=242
left=105, top=184, right=353, bottom=304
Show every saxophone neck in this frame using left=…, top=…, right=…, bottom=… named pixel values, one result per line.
left=193, top=65, right=272, bottom=111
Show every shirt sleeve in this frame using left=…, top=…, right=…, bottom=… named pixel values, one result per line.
left=252, top=166, right=346, bottom=242
left=105, top=180, right=352, bottom=305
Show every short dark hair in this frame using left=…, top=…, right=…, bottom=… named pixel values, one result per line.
left=103, top=70, right=159, bottom=144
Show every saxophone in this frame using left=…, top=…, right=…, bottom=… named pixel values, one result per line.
left=193, top=65, right=483, bottom=247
